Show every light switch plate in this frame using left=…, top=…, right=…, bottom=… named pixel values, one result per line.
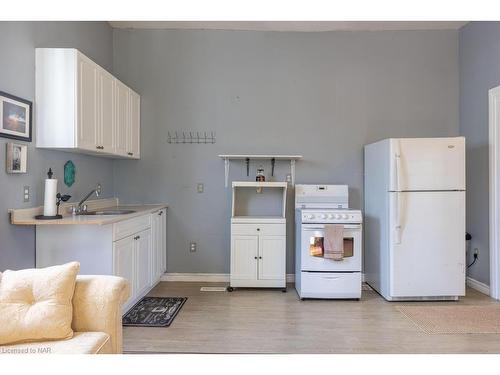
left=197, top=183, right=204, bottom=193
left=190, top=242, right=197, bottom=252
left=23, top=186, right=30, bottom=202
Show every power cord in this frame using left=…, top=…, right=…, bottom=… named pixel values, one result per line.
left=467, top=253, right=478, bottom=268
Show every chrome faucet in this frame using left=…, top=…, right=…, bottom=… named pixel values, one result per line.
left=75, top=183, right=102, bottom=214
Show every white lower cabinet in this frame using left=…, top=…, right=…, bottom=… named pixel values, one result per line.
left=113, top=235, right=136, bottom=298
left=112, top=212, right=166, bottom=313
left=36, top=208, right=167, bottom=315
left=134, top=229, right=152, bottom=298
left=151, top=208, right=167, bottom=286
left=113, top=230, right=153, bottom=313
left=230, top=221, right=286, bottom=289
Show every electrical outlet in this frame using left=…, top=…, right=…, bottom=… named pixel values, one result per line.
left=197, top=183, right=204, bottom=193
left=190, top=242, right=197, bottom=252
left=474, top=248, right=479, bottom=257
left=23, top=186, right=30, bottom=202
left=286, top=174, right=292, bottom=183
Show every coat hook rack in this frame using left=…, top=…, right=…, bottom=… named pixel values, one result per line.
left=167, top=131, right=216, bottom=144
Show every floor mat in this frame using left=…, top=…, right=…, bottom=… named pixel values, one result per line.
left=123, top=297, right=187, bottom=327
left=397, top=305, right=500, bottom=334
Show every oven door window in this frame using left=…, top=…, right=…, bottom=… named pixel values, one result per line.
left=309, top=235, right=354, bottom=258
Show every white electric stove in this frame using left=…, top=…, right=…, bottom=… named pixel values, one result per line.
left=295, top=184, right=362, bottom=299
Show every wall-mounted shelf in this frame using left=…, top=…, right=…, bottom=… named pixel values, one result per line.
left=219, top=154, right=303, bottom=187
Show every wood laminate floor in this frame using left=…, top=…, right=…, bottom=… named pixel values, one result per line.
left=123, top=282, right=500, bottom=354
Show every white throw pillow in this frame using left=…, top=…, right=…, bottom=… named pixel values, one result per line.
left=0, top=262, right=80, bottom=345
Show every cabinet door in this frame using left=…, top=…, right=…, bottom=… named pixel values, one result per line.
left=258, top=235, right=286, bottom=280
left=135, top=229, right=152, bottom=296
left=77, top=55, right=98, bottom=151
left=231, top=235, right=258, bottom=280
left=115, top=79, right=129, bottom=156
left=98, top=69, right=115, bottom=153
left=160, top=209, right=167, bottom=273
left=113, top=236, right=135, bottom=299
left=128, top=90, right=140, bottom=158
left=151, top=211, right=164, bottom=284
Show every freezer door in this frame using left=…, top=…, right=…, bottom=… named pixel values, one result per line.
left=389, top=191, right=465, bottom=297
left=389, top=137, right=465, bottom=191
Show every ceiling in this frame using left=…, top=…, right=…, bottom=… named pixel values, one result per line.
left=108, top=21, right=468, bottom=32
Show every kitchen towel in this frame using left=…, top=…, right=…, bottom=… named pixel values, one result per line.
left=324, top=224, right=344, bottom=261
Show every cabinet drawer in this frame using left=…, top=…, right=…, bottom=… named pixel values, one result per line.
left=231, top=223, right=285, bottom=236
left=113, top=214, right=151, bottom=241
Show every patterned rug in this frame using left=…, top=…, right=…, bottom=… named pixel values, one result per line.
left=123, top=297, right=187, bottom=327
left=397, top=305, right=500, bottom=334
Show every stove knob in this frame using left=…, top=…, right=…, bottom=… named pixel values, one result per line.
left=305, top=214, right=314, bottom=220
left=342, top=214, right=349, bottom=219
left=334, top=214, right=341, bottom=219
left=318, top=214, right=326, bottom=219
left=327, top=214, right=334, bottom=219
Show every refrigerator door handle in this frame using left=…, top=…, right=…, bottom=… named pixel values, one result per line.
left=394, top=140, right=402, bottom=191
left=394, top=192, right=402, bottom=244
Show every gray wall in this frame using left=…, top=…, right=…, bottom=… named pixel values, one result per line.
left=0, top=22, right=115, bottom=271
left=459, top=22, right=500, bottom=285
left=112, top=29, right=460, bottom=274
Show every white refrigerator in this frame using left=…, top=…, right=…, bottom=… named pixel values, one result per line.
left=364, top=137, right=466, bottom=301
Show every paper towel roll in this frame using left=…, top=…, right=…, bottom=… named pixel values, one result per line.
left=43, top=179, right=58, bottom=217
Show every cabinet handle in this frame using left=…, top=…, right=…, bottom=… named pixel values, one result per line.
left=136, top=235, right=141, bottom=240
left=127, top=152, right=133, bottom=156
left=96, top=145, right=104, bottom=149
left=254, top=256, right=258, bottom=260
left=158, top=211, right=163, bottom=216
left=259, top=256, right=262, bottom=259
left=256, top=228, right=260, bottom=231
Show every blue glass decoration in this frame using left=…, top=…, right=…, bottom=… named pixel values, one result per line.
left=64, top=160, right=76, bottom=187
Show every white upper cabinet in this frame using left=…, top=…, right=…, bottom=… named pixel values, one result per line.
left=77, top=54, right=98, bottom=151
left=98, top=68, right=115, bottom=153
left=128, top=90, right=141, bottom=158
left=36, top=48, right=140, bottom=159
left=115, top=79, right=129, bottom=156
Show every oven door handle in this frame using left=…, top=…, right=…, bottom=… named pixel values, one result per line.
left=302, top=224, right=362, bottom=230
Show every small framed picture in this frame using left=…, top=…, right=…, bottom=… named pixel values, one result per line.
left=6, top=142, right=27, bottom=174
left=0, top=91, right=32, bottom=142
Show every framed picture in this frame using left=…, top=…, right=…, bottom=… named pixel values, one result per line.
left=6, top=142, right=27, bottom=174
left=0, top=91, right=32, bottom=142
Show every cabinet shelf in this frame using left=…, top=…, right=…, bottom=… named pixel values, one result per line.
left=232, top=181, right=288, bottom=188
left=231, top=216, right=286, bottom=224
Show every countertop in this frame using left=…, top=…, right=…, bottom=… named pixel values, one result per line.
left=9, top=198, right=168, bottom=226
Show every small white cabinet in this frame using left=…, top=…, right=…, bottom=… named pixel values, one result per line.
left=36, top=48, right=140, bottom=159
left=230, top=222, right=286, bottom=288
left=229, top=182, right=287, bottom=291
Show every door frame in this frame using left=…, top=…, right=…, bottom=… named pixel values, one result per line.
left=489, top=86, right=500, bottom=300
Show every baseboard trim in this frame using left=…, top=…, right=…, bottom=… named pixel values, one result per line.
left=160, top=273, right=366, bottom=283
left=161, top=273, right=296, bottom=283
left=466, top=276, right=490, bottom=296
